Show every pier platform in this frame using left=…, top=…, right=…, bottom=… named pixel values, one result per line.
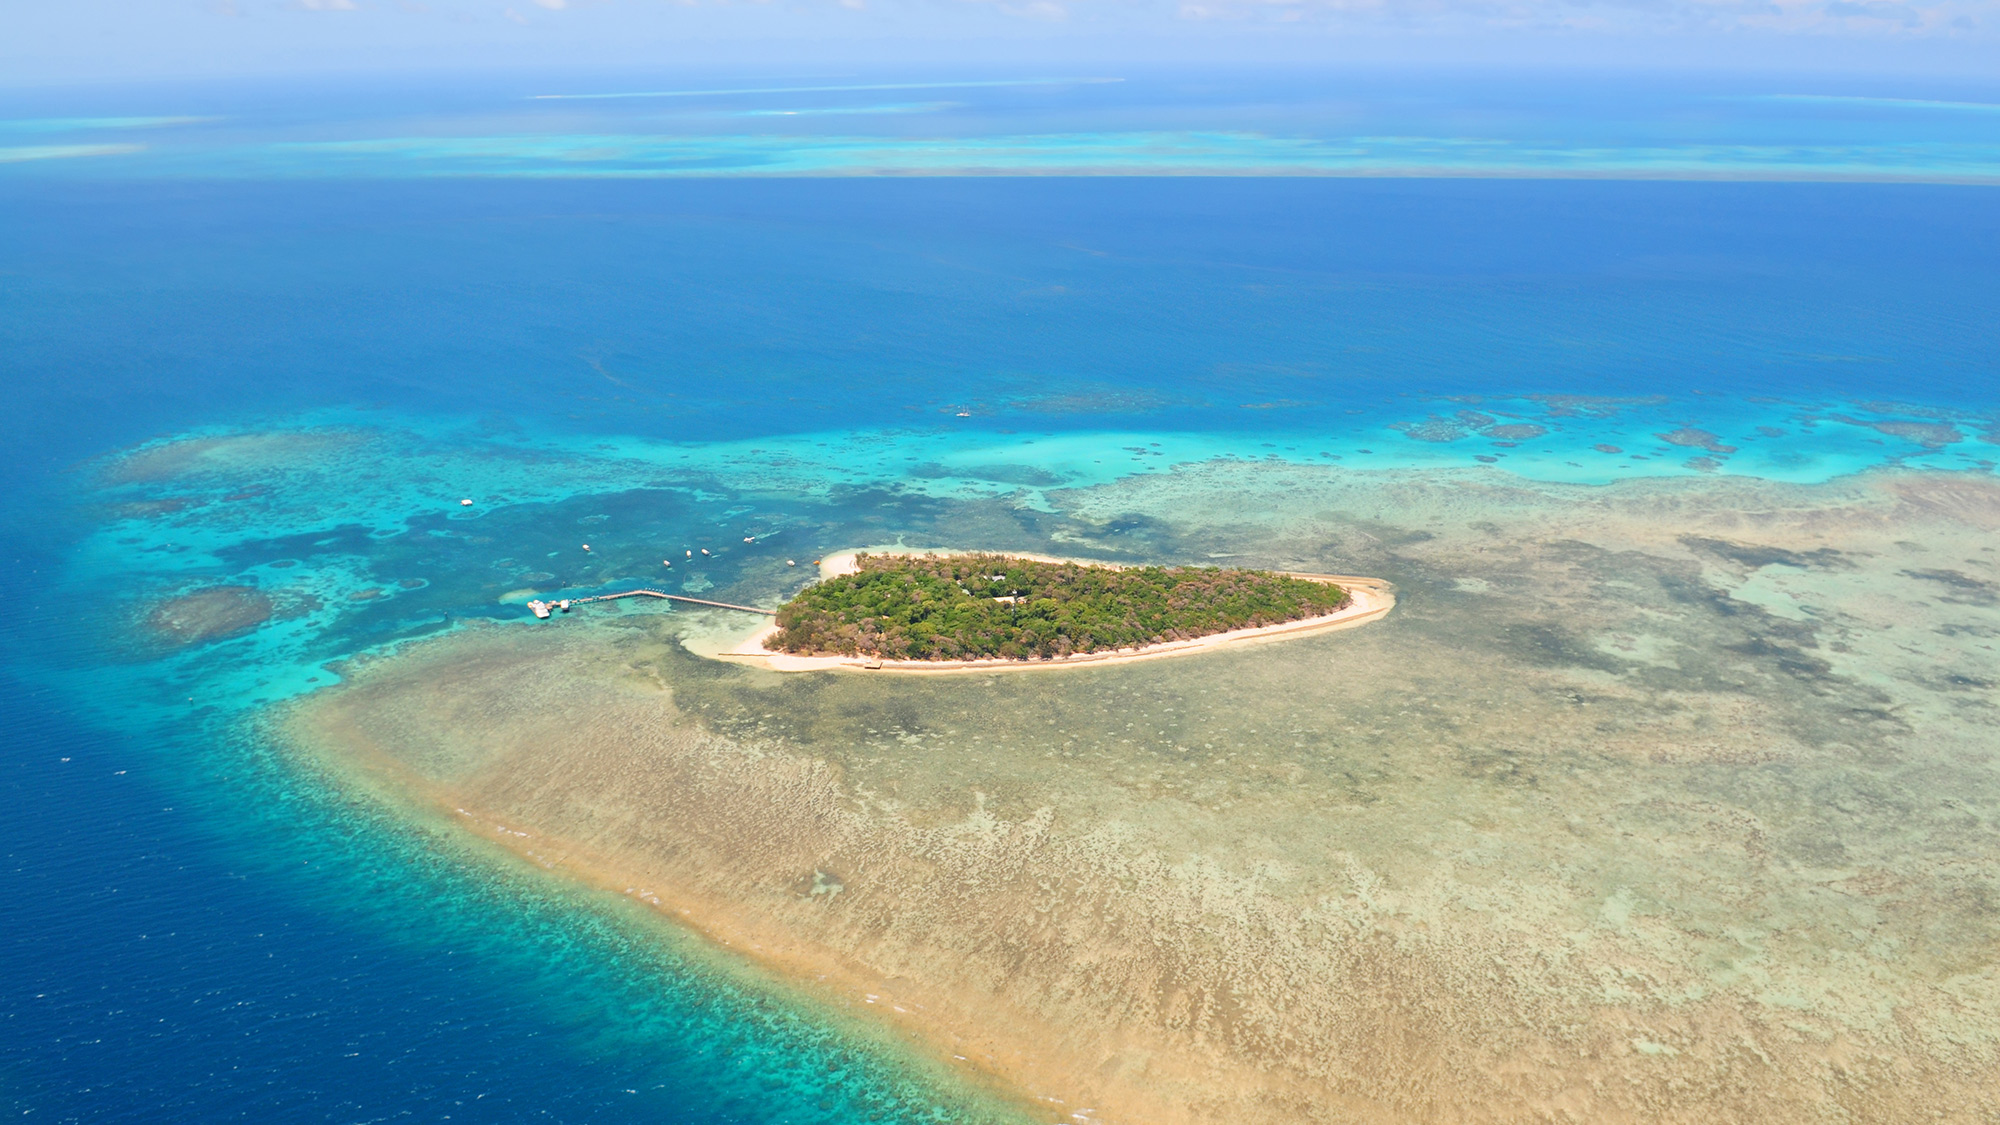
left=526, top=589, right=774, bottom=619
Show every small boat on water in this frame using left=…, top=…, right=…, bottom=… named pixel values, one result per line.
left=459, top=498, right=473, bottom=506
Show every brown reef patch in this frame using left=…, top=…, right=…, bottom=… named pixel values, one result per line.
left=1656, top=427, right=1738, bottom=454
left=1527, top=393, right=1667, bottom=418
left=144, top=586, right=273, bottom=645
left=1482, top=423, right=1548, bottom=441
left=1392, top=410, right=1501, bottom=443
left=1836, top=415, right=1964, bottom=450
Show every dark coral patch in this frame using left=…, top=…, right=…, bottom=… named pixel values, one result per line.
left=1657, top=427, right=1738, bottom=454
left=144, top=586, right=273, bottom=646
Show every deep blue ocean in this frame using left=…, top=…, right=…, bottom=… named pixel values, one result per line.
left=3, top=71, right=1998, bottom=1122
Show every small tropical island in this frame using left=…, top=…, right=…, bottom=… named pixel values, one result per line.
left=711, top=550, right=1394, bottom=672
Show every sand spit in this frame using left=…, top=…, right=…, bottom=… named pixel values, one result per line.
left=711, top=549, right=1394, bottom=674
left=282, top=465, right=2000, bottom=1124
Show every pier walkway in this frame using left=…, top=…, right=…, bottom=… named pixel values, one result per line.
left=527, top=589, right=775, bottom=619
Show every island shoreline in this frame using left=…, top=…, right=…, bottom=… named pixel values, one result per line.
left=701, top=548, right=1395, bottom=674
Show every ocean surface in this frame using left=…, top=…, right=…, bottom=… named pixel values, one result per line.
left=3, top=70, right=1998, bottom=1122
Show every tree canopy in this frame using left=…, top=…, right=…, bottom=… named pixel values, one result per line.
left=772, top=553, right=1349, bottom=662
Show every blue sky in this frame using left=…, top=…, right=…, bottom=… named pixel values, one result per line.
left=4, top=0, right=1997, bottom=87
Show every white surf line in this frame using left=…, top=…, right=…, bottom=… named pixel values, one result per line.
left=529, top=77, right=1124, bottom=101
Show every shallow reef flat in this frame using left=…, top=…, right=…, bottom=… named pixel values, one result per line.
left=281, top=463, right=2000, bottom=1124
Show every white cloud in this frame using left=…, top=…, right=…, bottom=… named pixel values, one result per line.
left=953, top=0, right=1072, bottom=20
left=1165, top=0, right=1992, bottom=34
left=0, top=143, right=144, bottom=162
left=7, top=0, right=1995, bottom=88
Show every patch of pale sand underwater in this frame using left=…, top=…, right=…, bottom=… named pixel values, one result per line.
left=280, top=464, right=2000, bottom=1124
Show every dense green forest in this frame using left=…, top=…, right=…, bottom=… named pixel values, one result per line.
left=772, top=553, right=1349, bottom=661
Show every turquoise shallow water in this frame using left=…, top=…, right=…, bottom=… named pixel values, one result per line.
left=5, top=72, right=2000, bottom=180
left=54, top=391, right=2000, bottom=716
left=2, top=76, right=1998, bottom=1121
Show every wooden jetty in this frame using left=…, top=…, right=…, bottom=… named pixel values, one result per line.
left=527, top=589, right=774, bottom=619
